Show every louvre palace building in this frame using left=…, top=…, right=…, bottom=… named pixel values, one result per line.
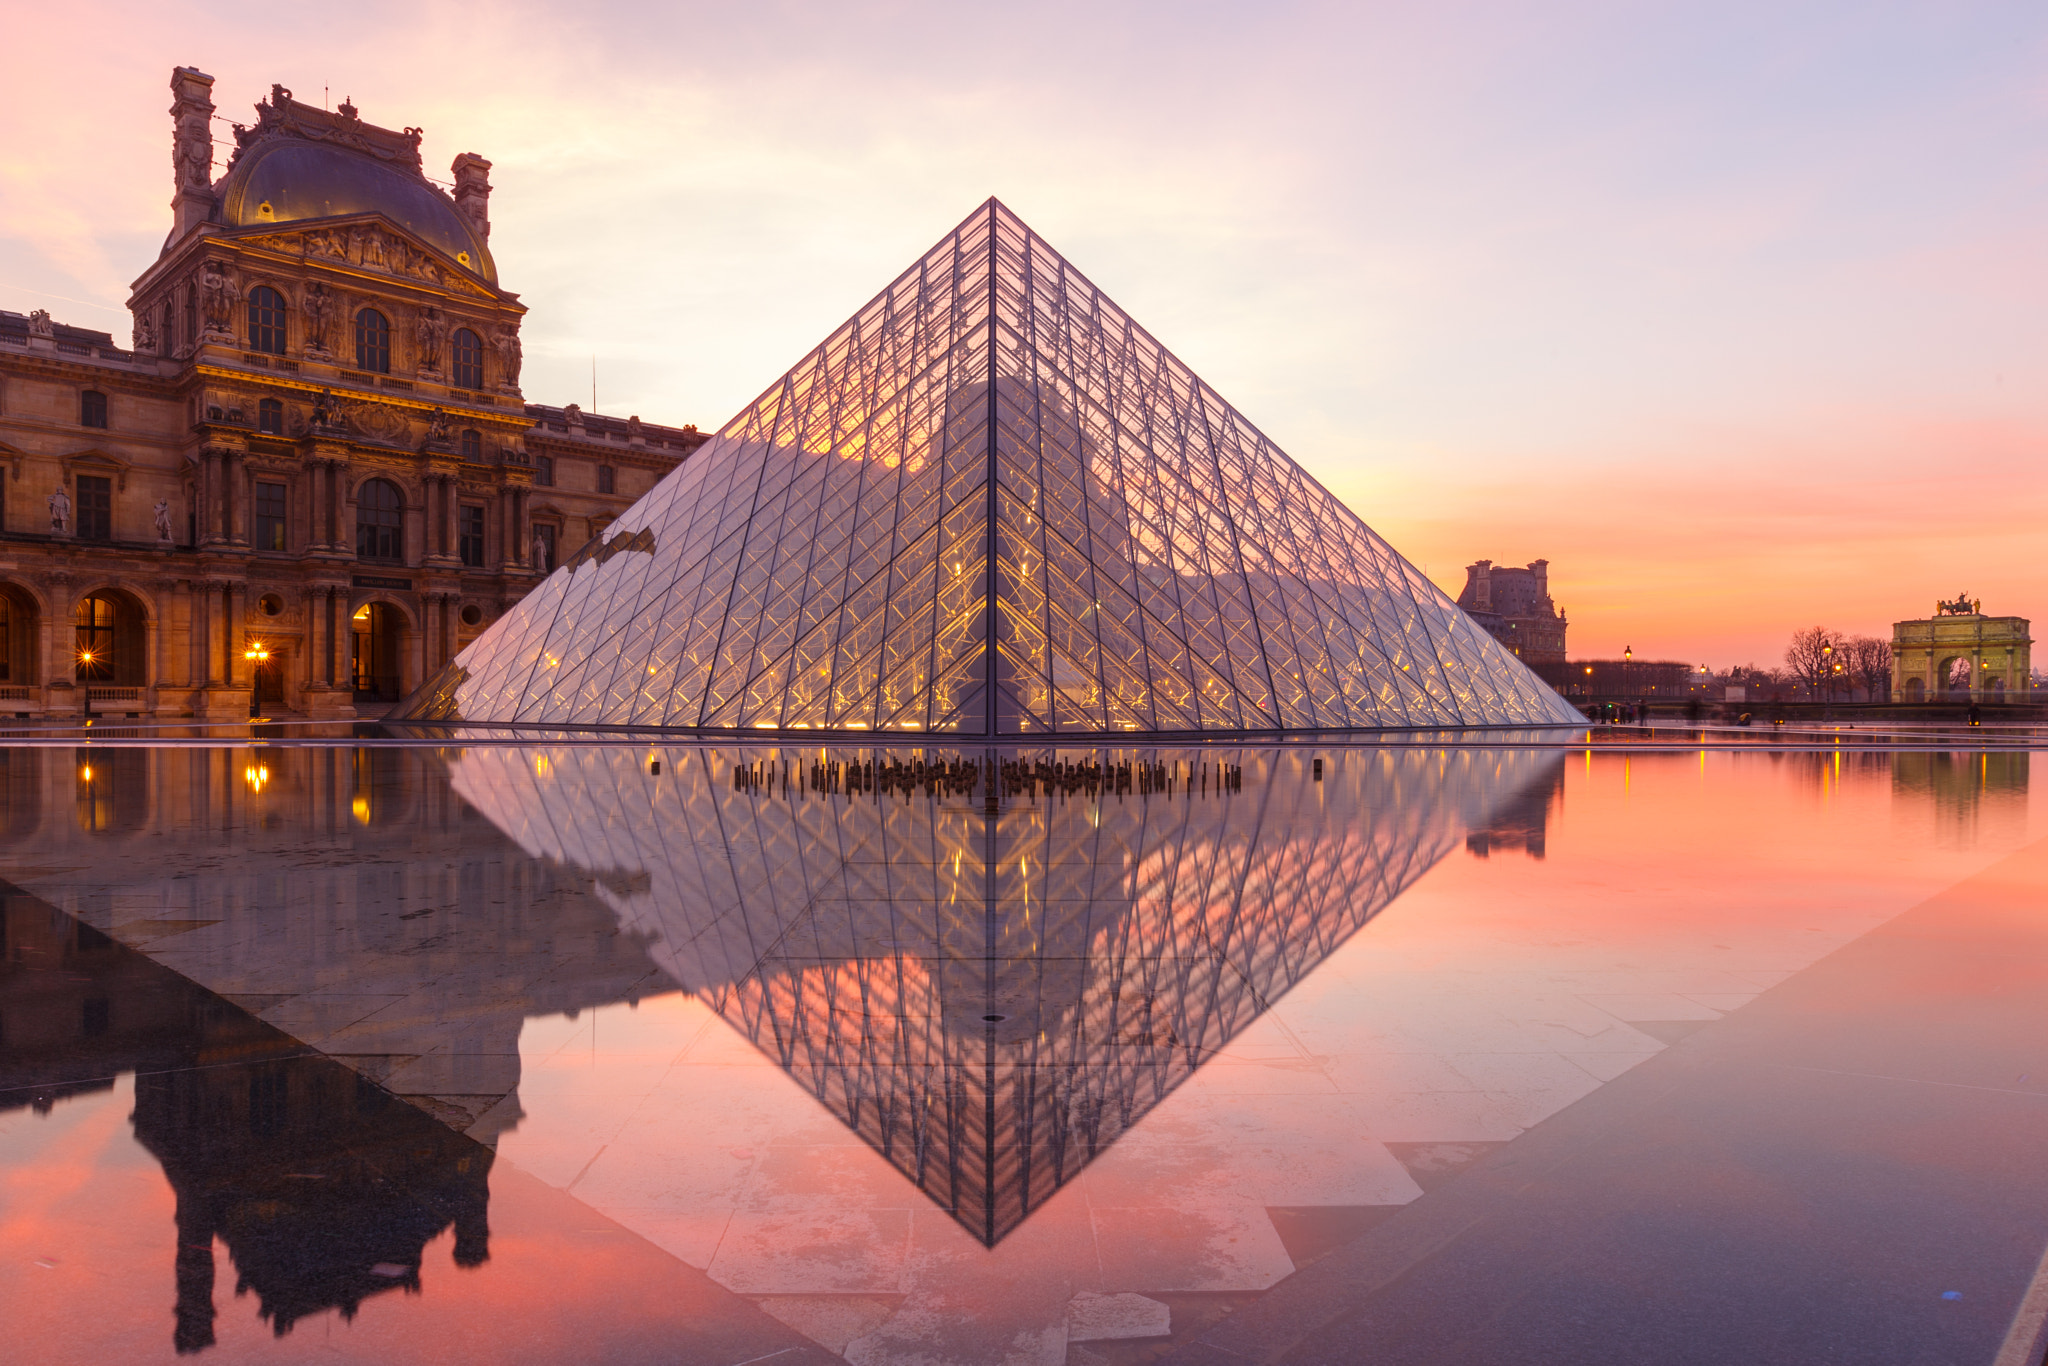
left=0, top=68, right=705, bottom=720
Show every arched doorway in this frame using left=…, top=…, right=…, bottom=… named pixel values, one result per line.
left=351, top=602, right=406, bottom=702
left=74, top=590, right=147, bottom=685
left=0, top=583, right=40, bottom=690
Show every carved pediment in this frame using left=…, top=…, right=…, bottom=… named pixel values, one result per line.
left=223, top=218, right=501, bottom=301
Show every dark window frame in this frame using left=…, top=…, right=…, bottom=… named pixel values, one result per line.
left=597, top=465, right=615, bottom=495
left=354, top=308, right=391, bottom=374
left=460, top=429, right=482, bottom=461
left=79, top=390, right=108, bottom=429
left=458, top=503, right=486, bottom=568
left=257, top=397, right=284, bottom=434
left=254, top=480, right=288, bottom=552
left=247, top=285, right=287, bottom=355
left=75, top=475, right=112, bottom=541
left=534, top=454, right=555, bottom=487
left=451, top=328, right=484, bottom=389
left=355, top=478, right=405, bottom=563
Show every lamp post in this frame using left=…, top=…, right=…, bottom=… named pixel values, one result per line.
left=244, top=641, right=270, bottom=719
left=1820, top=637, right=1833, bottom=718
left=76, top=648, right=96, bottom=719
left=1623, top=646, right=1632, bottom=724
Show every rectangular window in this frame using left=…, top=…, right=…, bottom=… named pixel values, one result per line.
left=597, top=465, right=615, bottom=495
left=459, top=504, right=486, bottom=567
left=75, top=476, right=112, bottom=541
left=535, top=455, right=555, bottom=487
left=255, top=481, right=287, bottom=551
left=80, top=391, right=108, bottom=428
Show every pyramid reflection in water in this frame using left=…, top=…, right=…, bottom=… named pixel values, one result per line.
left=451, top=741, right=1563, bottom=1244
left=401, top=200, right=1579, bottom=734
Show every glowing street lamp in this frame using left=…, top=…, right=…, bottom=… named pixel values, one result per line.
left=244, top=641, right=271, bottom=719
left=77, top=647, right=98, bottom=718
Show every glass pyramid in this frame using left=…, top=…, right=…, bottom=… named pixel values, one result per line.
left=398, top=200, right=1580, bottom=734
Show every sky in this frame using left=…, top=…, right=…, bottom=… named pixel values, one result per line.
left=2, top=0, right=2043, bottom=666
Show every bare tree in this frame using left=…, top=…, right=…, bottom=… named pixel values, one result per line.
left=1784, top=626, right=1841, bottom=701
left=1845, top=635, right=1892, bottom=702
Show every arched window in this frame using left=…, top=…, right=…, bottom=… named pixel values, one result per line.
left=247, top=285, right=287, bottom=355
left=356, top=478, right=405, bottom=562
left=79, top=390, right=108, bottom=428
left=451, top=328, right=483, bottom=389
left=460, top=429, right=482, bottom=461
left=354, top=308, right=391, bottom=374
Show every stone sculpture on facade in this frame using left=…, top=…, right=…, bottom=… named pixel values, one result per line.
left=47, top=487, right=70, bottom=535
left=27, top=310, right=53, bottom=339
left=491, top=324, right=521, bottom=388
left=414, top=306, right=446, bottom=373
left=531, top=528, right=550, bottom=572
left=308, top=387, right=339, bottom=429
left=425, top=407, right=452, bottom=444
left=153, top=499, right=174, bottom=543
left=134, top=312, right=158, bottom=354
left=198, top=260, right=239, bottom=338
left=300, top=282, right=334, bottom=353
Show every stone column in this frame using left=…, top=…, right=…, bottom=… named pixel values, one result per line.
left=225, top=583, right=245, bottom=687
left=333, top=464, right=349, bottom=552
left=443, top=477, right=459, bottom=561
left=202, top=449, right=222, bottom=544
left=226, top=451, right=247, bottom=544
left=196, top=581, right=216, bottom=684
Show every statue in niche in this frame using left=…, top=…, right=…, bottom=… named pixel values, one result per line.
left=491, top=324, right=522, bottom=386
left=47, top=487, right=70, bottom=535
left=414, top=306, right=446, bottom=371
left=309, top=387, right=339, bottom=429
left=531, top=527, right=551, bottom=572
left=425, top=406, right=452, bottom=443
left=198, top=260, right=239, bottom=335
left=134, top=312, right=158, bottom=354
left=154, top=499, right=174, bottom=543
left=301, top=282, right=333, bottom=352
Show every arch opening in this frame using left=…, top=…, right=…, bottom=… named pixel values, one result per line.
left=351, top=601, right=407, bottom=703
left=73, top=589, right=146, bottom=685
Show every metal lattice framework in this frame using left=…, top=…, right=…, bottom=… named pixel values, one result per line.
left=449, top=742, right=1564, bottom=1244
left=400, top=200, right=1579, bottom=734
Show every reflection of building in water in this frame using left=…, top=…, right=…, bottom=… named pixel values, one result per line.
left=1892, top=750, right=2030, bottom=845
left=0, top=745, right=669, bottom=1137
left=451, top=741, right=1559, bottom=1244
left=0, top=884, right=491, bottom=1354
left=1465, top=759, right=1565, bottom=859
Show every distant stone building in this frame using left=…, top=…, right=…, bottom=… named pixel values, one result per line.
left=1456, top=559, right=1567, bottom=664
left=0, top=70, right=707, bottom=721
left=1892, top=603, right=2032, bottom=701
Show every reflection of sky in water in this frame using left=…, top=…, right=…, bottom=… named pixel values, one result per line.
left=0, top=743, right=2042, bottom=1364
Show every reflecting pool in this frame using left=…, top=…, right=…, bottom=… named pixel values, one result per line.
left=2, top=741, right=2046, bottom=1365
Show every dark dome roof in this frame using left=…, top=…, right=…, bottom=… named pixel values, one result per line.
left=218, top=139, right=496, bottom=283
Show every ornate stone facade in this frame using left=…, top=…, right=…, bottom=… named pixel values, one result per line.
left=0, top=70, right=707, bottom=719
left=1456, top=558, right=1567, bottom=664
left=1892, top=606, right=2032, bottom=702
